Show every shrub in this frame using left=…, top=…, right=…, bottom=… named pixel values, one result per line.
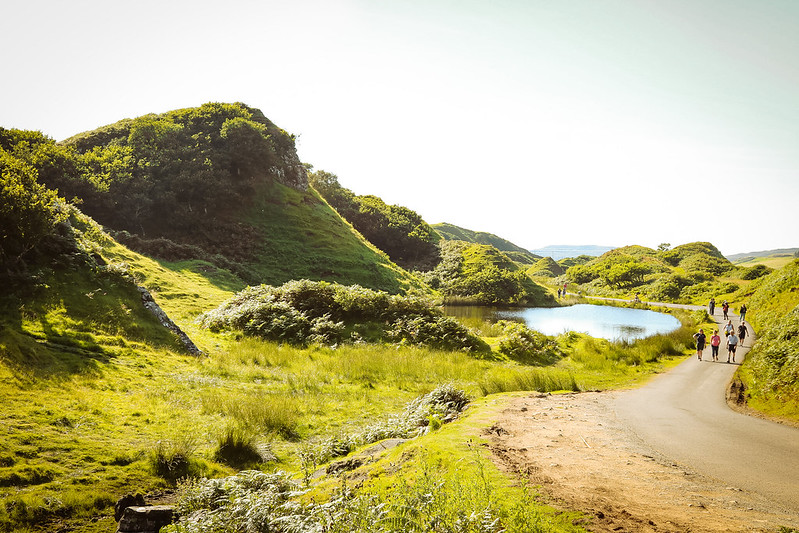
left=386, top=315, right=489, bottom=353
left=495, top=321, right=561, bottom=365
left=149, top=437, right=208, bottom=482
left=198, top=280, right=486, bottom=352
left=213, top=426, right=270, bottom=469
left=741, top=264, right=773, bottom=280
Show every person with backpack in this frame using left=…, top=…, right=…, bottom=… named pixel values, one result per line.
left=722, top=301, right=729, bottom=320
left=739, top=303, right=748, bottom=322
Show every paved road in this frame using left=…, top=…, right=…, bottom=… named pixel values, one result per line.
left=613, top=303, right=799, bottom=511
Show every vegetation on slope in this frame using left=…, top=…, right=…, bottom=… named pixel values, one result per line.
left=2, top=108, right=423, bottom=294
left=309, top=170, right=440, bottom=270
left=564, top=242, right=738, bottom=302
left=423, top=241, right=553, bottom=306
left=527, top=257, right=565, bottom=278
left=735, top=259, right=799, bottom=421
left=433, top=222, right=540, bottom=266
left=198, top=280, right=489, bottom=353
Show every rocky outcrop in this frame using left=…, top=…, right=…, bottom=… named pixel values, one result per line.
left=138, top=286, right=202, bottom=355
left=270, top=149, right=308, bottom=191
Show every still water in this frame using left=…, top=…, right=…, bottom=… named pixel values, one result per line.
left=445, top=304, right=681, bottom=341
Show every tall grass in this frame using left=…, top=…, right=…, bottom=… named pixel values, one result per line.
left=477, top=367, right=579, bottom=396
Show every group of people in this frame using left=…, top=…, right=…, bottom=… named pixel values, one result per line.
left=693, top=300, right=750, bottom=363
left=707, top=298, right=747, bottom=322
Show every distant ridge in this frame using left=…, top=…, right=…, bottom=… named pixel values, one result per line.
left=726, top=248, right=799, bottom=262
left=432, top=222, right=540, bottom=265
left=529, top=245, right=615, bottom=261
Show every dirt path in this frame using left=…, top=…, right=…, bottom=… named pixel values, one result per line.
left=486, top=301, right=799, bottom=531
left=487, top=392, right=799, bottom=532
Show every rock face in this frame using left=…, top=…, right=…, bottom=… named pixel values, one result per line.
left=138, top=286, right=202, bottom=356
left=116, top=505, right=174, bottom=533
left=271, top=149, right=308, bottom=191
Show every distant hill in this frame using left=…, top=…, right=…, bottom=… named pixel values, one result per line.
left=529, top=245, right=615, bottom=261
left=727, top=248, right=799, bottom=264
left=432, top=223, right=540, bottom=265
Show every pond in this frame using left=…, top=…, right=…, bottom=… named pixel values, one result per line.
left=444, top=304, right=681, bottom=341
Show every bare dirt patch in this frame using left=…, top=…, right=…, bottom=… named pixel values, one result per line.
left=486, top=392, right=799, bottom=532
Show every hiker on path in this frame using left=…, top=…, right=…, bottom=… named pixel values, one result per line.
left=727, top=332, right=739, bottom=363
left=724, top=320, right=734, bottom=337
left=738, top=322, right=748, bottom=347
left=709, top=298, right=715, bottom=315
left=740, top=303, right=748, bottom=322
left=693, top=329, right=706, bottom=361
left=710, top=330, right=721, bottom=362
left=722, top=301, right=729, bottom=320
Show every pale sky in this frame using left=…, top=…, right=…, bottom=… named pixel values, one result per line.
left=3, top=0, right=798, bottom=255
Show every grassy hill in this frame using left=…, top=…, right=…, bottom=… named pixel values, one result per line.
left=422, top=241, right=553, bottom=306
left=432, top=223, right=540, bottom=265
left=734, top=259, right=799, bottom=422
left=729, top=249, right=798, bottom=270
left=562, top=242, right=739, bottom=302
left=2, top=105, right=423, bottom=295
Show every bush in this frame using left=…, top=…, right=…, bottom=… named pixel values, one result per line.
left=198, top=280, right=486, bottom=352
left=149, top=438, right=208, bottom=482
left=386, top=315, right=489, bottom=353
left=741, top=264, right=773, bottom=280
left=213, top=426, right=270, bottom=469
left=495, top=321, right=561, bottom=365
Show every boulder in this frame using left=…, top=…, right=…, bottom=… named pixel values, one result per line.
left=116, top=505, right=174, bottom=533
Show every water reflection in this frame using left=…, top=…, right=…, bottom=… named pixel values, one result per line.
left=444, top=304, right=680, bottom=341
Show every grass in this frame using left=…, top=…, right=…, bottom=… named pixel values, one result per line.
left=0, top=224, right=706, bottom=532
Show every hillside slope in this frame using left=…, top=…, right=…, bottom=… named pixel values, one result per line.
left=432, top=222, right=540, bottom=265
left=736, top=259, right=799, bottom=421
left=3, top=104, right=423, bottom=294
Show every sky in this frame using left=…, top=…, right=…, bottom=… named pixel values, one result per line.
left=2, top=0, right=798, bottom=256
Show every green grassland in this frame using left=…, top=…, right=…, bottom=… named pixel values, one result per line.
left=4, top=103, right=798, bottom=532
left=0, top=218, right=703, bottom=532
left=733, top=253, right=796, bottom=270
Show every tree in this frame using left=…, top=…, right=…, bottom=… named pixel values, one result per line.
left=0, top=151, right=66, bottom=269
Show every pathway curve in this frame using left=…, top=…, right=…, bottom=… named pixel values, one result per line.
left=612, top=301, right=799, bottom=510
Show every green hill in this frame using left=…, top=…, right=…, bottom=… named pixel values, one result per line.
left=422, top=241, right=552, bottom=306
left=432, top=223, right=540, bottom=265
left=735, top=259, right=799, bottom=422
left=527, top=256, right=565, bottom=278
left=2, top=104, right=423, bottom=294
left=564, top=242, right=736, bottom=302
left=309, top=170, right=440, bottom=271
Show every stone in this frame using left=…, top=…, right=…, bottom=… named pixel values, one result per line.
left=116, top=505, right=174, bottom=533
left=114, top=493, right=146, bottom=522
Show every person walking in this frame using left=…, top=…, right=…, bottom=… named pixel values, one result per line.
left=738, top=322, right=748, bottom=347
left=739, top=303, right=748, bottom=322
left=693, top=329, right=707, bottom=361
left=710, top=330, right=721, bottom=362
left=727, top=331, right=739, bottom=363
left=724, top=320, right=734, bottom=338
left=722, top=301, right=729, bottom=320
left=708, top=297, right=715, bottom=316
